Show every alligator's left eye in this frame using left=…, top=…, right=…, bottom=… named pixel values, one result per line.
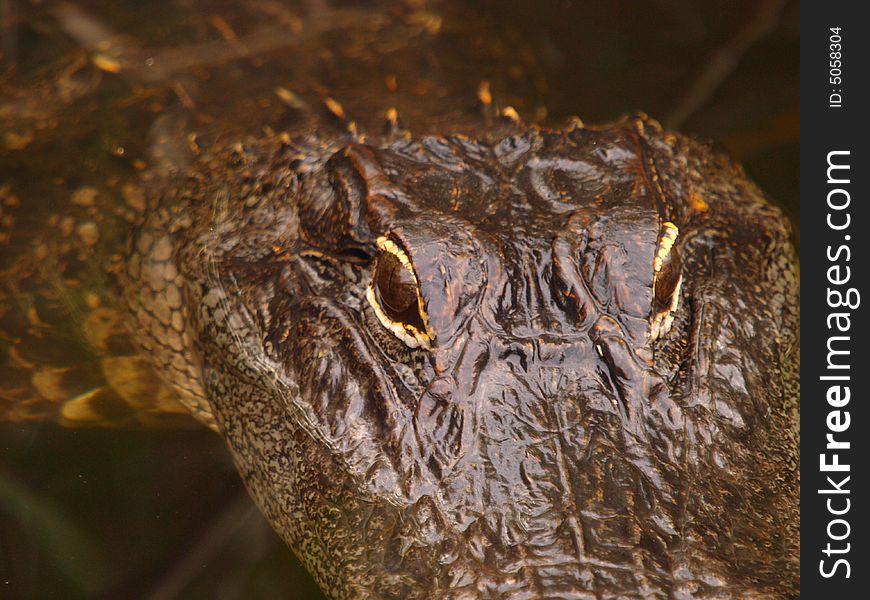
left=366, top=236, right=434, bottom=349
left=650, top=221, right=683, bottom=341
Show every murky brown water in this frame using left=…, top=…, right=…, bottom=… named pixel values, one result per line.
left=1, top=0, right=797, bottom=597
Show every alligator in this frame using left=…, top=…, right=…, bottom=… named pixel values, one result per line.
left=122, top=113, right=800, bottom=598
left=0, top=2, right=798, bottom=598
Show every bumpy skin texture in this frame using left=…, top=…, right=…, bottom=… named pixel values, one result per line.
left=126, top=116, right=799, bottom=599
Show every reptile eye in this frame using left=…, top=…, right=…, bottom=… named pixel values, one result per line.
left=374, top=253, right=418, bottom=316
left=366, top=236, right=434, bottom=349
left=650, top=222, right=683, bottom=341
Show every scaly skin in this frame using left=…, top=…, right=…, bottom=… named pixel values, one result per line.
left=125, top=116, right=799, bottom=599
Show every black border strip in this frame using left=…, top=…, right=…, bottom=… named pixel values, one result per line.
left=801, top=2, right=869, bottom=596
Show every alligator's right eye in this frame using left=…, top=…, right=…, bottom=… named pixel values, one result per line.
left=374, top=253, right=419, bottom=319
left=365, top=236, right=434, bottom=349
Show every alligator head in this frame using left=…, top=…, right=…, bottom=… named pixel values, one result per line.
left=127, top=117, right=799, bottom=599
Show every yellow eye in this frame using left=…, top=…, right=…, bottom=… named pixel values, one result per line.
left=365, top=236, right=434, bottom=349
left=650, top=222, right=682, bottom=341
left=373, top=252, right=424, bottom=325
